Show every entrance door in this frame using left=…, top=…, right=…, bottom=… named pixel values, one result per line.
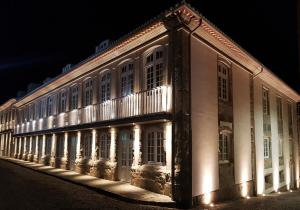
left=118, top=131, right=133, bottom=182
left=68, top=135, right=77, bottom=171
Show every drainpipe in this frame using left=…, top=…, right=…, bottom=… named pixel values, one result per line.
left=251, top=66, right=263, bottom=196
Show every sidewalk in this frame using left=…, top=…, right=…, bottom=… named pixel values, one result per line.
left=0, top=157, right=175, bottom=208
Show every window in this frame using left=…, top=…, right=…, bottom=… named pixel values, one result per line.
left=59, top=91, right=67, bottom=113
left=83, top=133, right=92, bottom=159
left=100, top=71, right=111, bottom=102
left=287, top=103, right=293, bottom=139
left=84, top=79, right=93, bottom=107
left=47, top=96, right=53, bottom=117
left=45, top=137, right=52, bottom=155
left=262, top=88, right=270, bottom=116
left=264, top=138, right=271, bottom=158
left=38, top=100, right=44, bottom=118
left=71, top=85, right=79, bottom=110
left=145, top=47, right=164, bottom=90
left=56, top=136, right=64, bottom=157
left=276, top=97, right=283, bottom=157
left=218, top=62, right=229, bottom=101
left=99, top=132, right=110, bottom=160
left=146, top=130, right=165, bottom=164
left=120, top=63, right=134, bottom=96
left=219, top=133, right=230, bottom=162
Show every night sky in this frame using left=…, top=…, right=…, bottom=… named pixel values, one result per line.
left=0, top=0, right=298, bottom=104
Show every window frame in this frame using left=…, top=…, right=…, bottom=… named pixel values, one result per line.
left=219, top=132, right=231, bottom=163
left=217, top=61, right=230, bottom=101
left=120, top=62, right=134, bottom=97
left=145, top=128, right=166, bottom=165
left=46, top=96, right=53, bottom=117
left=99, top=71, right=111, bottom=103
left=264, top=137, right=271, bottom=159
left=83, top=133, right=92, bottom=159
left=144, top=46, right=165, bottom=91
left=71, top=85, right=79, bottom=110
left=99, top=132, right=111, bottom=160
left=84, top=78, right=93, bottom=107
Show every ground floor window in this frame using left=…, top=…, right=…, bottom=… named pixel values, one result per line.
left=83, top=133, right=92, bottom=159
left=145, top=130, right=165, bottom=164
left=99, top=132, right=110, bottom=160
left=56, top=135, right=64, bottom=157
left=31, top=137, right=36, bottom=155
left=219, top=132, right=230, bottom=163
left=45, top=137, right=52, bottom=155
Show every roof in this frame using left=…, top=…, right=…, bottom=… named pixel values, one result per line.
left=0, top=99, right=16, bottom=112
left=14, top=2, right=300, bottom=107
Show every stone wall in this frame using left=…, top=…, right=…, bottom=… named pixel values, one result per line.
left=131, top=164, right=171, bottom=196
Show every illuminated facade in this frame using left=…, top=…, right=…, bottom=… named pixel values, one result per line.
left=0, top=3, right=299, bottom=208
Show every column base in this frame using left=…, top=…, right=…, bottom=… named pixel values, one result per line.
left=60, top=157, right=68, bottom=169
left=14, top=153, right=18, bottom=158
left=75, top=158, right=90, bottom=174
left=42, top=155, right=50, bottom=165
left=22, top=153, right=28, bottom=161
left=28, top=154, right=34, bottom=162
left=33, top=155, right=39, bottom=163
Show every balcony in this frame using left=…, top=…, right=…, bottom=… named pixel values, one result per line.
left=16, top=86, right=171, bottom=134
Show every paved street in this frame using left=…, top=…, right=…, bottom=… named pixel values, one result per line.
left=1, top=159, right=300, bottom=210
left=0, top=159, right=172, bottom=210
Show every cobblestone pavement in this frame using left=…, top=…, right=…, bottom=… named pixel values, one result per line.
left=192, top=190, right=300, bottom=210
left=1, top=159, right=300, bottom=210
left=0, top=159, right=173, bottom=210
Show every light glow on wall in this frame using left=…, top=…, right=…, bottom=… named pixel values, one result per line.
left=91, top=129, right=96, bottom=160
left=165, top=122, right=172, bottom=171
left=32, top=120, right=36, bottom=131
left=241, top=181, right=248, bottom=197
left=110, top=128, right=116, bottom=162
left=133, top=125, right=141, bottom=168
left=202, top=174, right=213, bottom=204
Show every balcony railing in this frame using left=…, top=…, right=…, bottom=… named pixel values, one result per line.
left=16, top=86, right=171, bottom=134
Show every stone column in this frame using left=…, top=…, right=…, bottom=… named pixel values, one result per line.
left=34, top=136, right=39, bottom=162
left=91, top=129, right=97, bottom=161
left=76, top=131, right=82, bottom=160
left=165, top=122, right=172, bottom=171
left=164, top=15, right=195, bottom=207
left=50, top=133, right=57, bottom=167
left=18, top=137, right=22, bottom=159
left=28, top=136, right=33, bottom=161
left=14, top=137, right=18, bottom=158
left=4, top=134, right=7, bottom=156
left=41, top=135, right=46, bottom=164
left=61, top=132, right=68, bottom=169
left=23, top=136, right=27, bottom=160
left=8, top=133, right=11, bottom=157
left=107, top=127, right=117, bottom=180
left=133, top=125, right=141, bottom=168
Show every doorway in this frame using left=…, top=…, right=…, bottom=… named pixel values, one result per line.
left=118, top=130, right=133, bottom=182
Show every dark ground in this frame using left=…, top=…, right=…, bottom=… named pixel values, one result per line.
left=1, top=159, right=300, bottom=210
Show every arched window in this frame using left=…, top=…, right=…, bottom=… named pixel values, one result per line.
left=144, top=46, right=165, bottom=90
left=59, top=90, right=66, bottom=113
left=120, top=62, right=134, bottom=96
left=84, top=79, right=93, bottom=107
left=99, top=132, right=111, bottom=159
left=100, top=71, right=111, bottom=103
left=47, top=96, right=53, bottom=117
left=145, top=129, right=165, bottom=164
left=71, top=85, right=79, bottom=110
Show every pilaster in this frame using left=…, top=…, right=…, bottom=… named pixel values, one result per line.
left=50, top=133, right=57, bottom=167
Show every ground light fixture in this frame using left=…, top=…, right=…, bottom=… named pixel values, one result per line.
left=246, top=196, right=250, bottom=199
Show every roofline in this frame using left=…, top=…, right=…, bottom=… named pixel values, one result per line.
left=0, top=99, right=16, bottom=112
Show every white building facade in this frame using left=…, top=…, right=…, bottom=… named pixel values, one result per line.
left=0, top=3, right=299, bottom=208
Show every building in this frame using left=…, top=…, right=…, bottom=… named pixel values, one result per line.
left=0, top=3, right=299, bottom=208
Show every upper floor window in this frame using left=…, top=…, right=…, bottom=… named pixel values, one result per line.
left=99, top=132, right=111, bottom=160
left=218, top=62, right=229, bottom=101
left=38, top=100, right=44, bottom=118
left=59, top=91, right=67, bottom=113
left=145, top=130, right=165, bottom=164
left=145, top=47, right=164, bottom=90
left=71, top=85, right=79, bottom=110
left=120, top=63, right=134, bottom=96
left=84, top=79, right=93, bottom=107
left=276, top=97, right=284, bottom=157
left=47, top=96, right=53, bottom=117
left=262, top=88, right=270, bottom=116
left=219, top=132, right=230, bottom=163
left=287, top=102, right=293, bottom=139
left=100, top=71, right=111, bottom=103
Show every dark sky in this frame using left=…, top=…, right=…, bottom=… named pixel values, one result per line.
left=0, top=0, right=298, bottom=104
